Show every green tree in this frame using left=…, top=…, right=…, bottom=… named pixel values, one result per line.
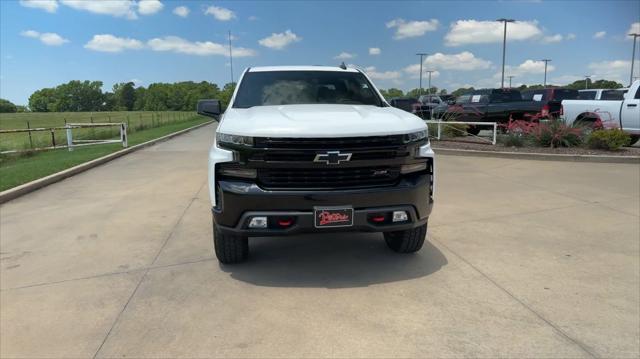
left=28, top=88, right=56, bottom=112
left=439, top=89, right=448, bottom=95
left=219, top=82, right=236, bottom=109
left=450, top=87, right=475, bottom=97
left=113, top=82, right=136, bottom=111
left=379, top=88, right=404, bottom=99
left=0, top=98, right=17, bottom=113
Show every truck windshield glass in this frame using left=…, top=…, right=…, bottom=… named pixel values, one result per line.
left=233, top=71, right=383, bottom=108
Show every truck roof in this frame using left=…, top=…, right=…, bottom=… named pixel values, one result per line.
left=247, top=65, right=360, bottom=73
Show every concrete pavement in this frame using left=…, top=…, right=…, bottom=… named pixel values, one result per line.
left=1, top=123, right=638, bottom=358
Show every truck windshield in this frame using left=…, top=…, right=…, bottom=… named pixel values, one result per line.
left=233, top=71, right=383, bottom=108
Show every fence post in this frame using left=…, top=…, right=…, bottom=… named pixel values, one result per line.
left=66, top=124, right=74, bottom=151
left=50, top=129, right=56, bottom=148
left=121, top=123, right=128, bottom=148
left=90, top=117, right=94, bottom=123
left=437, top=122, right=442, bottom=140
left=492, top=123, right=497, bottom=145
left=27, top=121, right=33, bottom=148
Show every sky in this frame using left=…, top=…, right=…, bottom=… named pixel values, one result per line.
left=1, top=0, right=639, bottom=105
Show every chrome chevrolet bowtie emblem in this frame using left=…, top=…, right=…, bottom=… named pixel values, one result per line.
left=314, top=151, right=352, bottom=165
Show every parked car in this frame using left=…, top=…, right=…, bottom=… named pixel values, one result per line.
left=439, top=88, right=546, bottom=135
left=578, top=88, right=628, bottom=100
left=562, top=80, right=640, bottom=144
left=388, top=97, right=420, bottom=113
left=415, top=95, right=443, bottom=118
left=198, top=65, right=435, bottom=263
left=521, top=88, right=579, bottom=118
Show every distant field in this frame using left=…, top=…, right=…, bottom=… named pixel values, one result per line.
left=0, top=111, right=194, bottom=151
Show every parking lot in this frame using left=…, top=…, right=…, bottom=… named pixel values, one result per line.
left=1, top=123, right=638, bottom=358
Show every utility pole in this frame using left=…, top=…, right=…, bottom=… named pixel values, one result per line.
left=540, top=59, right=551, bottom=86
left=416, top=53, right=428, bottom=95
left=496, top=18, right=515, bottom=89
left=228, top=30, right=234, bottom=84
left=584, top=75, right=591, bottom=89
left=508, top=75, right=514, bottom=88
left=629, top=33, right=640, bottom=86
left=426, top=70, right=435, bottom=94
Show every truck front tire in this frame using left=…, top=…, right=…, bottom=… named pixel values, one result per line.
left=383, top=222, right=428, bottom=253
left=213, top=223, right=249, bottom=264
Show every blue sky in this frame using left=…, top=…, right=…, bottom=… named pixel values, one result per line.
left=1, top=0, right=639, bottom=105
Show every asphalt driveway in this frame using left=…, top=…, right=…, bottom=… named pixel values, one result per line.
left=1, top=123, right=638, bottom=358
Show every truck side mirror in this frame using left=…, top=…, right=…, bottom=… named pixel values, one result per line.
left=197, top=99, right=221, bottom=118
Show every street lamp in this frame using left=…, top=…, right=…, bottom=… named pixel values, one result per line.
left=425, top=70, right=435, bottom=94
left=539, top=59, right=551, bottom=87
left=584, top=75, right=592, bottom=89
left=507, top=75, right=514, bottom=88
left=629, top=33, right=640, bottom=86
left=496, top=18, right=515, bottom=89
left=416, top=53, right=428, bottom=95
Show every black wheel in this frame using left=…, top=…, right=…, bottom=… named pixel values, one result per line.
left=384, top=222, right=428, bottom=253
left=467, top=126, right=481, bottom=136
left=629, top=135, right=640, bottom=146
left=213, top=223, right=248, bottom=264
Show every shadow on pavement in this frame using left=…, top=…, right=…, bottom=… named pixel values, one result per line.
left=220, top=232, right=447, bottom=288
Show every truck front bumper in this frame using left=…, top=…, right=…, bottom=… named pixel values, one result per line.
left=212, top=173, right=433, bottom=236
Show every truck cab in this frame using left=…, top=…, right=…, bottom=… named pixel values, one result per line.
left=197, top=66, right=434, bottom=263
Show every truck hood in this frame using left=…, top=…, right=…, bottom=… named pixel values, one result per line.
left=217, top=104, right=426, bottom=137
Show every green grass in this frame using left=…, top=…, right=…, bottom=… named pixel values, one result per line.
left=0, top=116, right=211, bottom=191
left=0, top=111, right=194, bottom=151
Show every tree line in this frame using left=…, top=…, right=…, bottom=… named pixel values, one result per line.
left=0, top=80, right=236, bottom=113
left=0, top=78, right=625, bottom=113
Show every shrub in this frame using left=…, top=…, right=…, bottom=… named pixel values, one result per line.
left=442, top=123, right=469, bottom=137
left=529, top=119, right=582, bottom=148
left=499, top=133, right=526, bottom=147
left=586, top=129, right=631, bottom=150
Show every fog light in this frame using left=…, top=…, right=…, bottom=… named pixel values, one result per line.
left=392, top=211, right=408, bottom=222
left=248, top=216, right=268, bottom=228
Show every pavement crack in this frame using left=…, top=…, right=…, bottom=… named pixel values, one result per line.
left=91, top=180, right=207, bottom=359
left=431, top=236, right=600, bottom=358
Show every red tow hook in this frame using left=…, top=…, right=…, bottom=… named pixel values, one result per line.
left=371, top=215, right=386, bottom=223
left=278, top=219, right=293, bottom=227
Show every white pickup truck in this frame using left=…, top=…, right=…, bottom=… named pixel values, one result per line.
left=563, top=80, right=640, bottom=144
left=197, top=66, right=434, bottom=263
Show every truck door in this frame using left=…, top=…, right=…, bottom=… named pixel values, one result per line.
left=621, top=86, right=640, bottom=134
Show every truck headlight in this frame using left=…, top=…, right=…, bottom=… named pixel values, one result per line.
left=403, top=130, right=427, bottom=143
left=216, top=133, right=254, bottom=148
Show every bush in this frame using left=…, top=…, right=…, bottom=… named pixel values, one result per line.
left=442, top=123, right=469, bottom=137
left=500, top=133, right=526, bottom=147
left=586, top=129, right=631, bottom=150
left=529, top=119, right=582, bottom=148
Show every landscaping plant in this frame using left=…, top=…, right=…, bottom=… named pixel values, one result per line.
left=586, top=129, right=632, bottom=150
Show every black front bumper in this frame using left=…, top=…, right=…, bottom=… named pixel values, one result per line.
left=212, top=173, right=433, bottom=236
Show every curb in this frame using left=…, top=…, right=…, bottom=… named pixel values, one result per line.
left=0, top=120, right=214, bottom=205
left=432, top=147, right=640, bottom=164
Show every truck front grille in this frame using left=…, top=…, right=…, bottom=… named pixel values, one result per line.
left=254, top=135, right=405, bottom=149
left=257, top=166, right=401, bottom=189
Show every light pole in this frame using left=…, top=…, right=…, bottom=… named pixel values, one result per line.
left=629, top=33, right=640, bottom=86
left=584, top=75, right=591, bottom=89
left=496, top=18, right=515, bottom=89
left=539, top=59, right=551, bottom=86
left=228, top=30, right=234, bottom=84
left=416, top=53, right=428, bottom=95
left=508, top=75, right=514, bottom=88
left=426, top=70, right=435, bottom=94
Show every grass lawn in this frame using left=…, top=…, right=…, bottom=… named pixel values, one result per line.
left=0, top=116, right=211, bottom=191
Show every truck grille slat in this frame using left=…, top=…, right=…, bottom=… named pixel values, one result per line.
left=258, top=167, right=400, bottom=189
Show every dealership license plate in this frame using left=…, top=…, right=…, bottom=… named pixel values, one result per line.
left=314, top=206, right=354, bottom=228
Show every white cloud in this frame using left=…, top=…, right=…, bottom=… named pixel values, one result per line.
left=334, top=52, right=355, bottom=60
left=444, top=19, right=542, bottom=46
left=514, top=59, right=555, bottom=74
left=593, top=31, right=606, bottom=39
left=129, top=78, right=143, bottom=87
left=566, top=33, right=576, bottom=40
left=362, top=66, right=401, bottom=80
left=19, top=0, right=58, bottom=13
left=138, top=0, right=163, bottom=15
left=628, top=22, right=640, bottom=36
left=423, top=51, right=491, bottom=71
left=248, top=15, right=258, bottom=21
left=60, top=0, right=138, bottom=19
left=588, top=59, right=639, bottom=82
left=403, top=64, right=441, bottom=79
left=172, top=6, right=189, bottom=17
left=84, top=34, right=144, bottom=53
left=21, top=30, right=69, bottom=46
left=258, top=30, right=301, bottom=50
left=369, top=47, right=381, bottom=55
left=204, top=5, right=235, bottom=21
left=541, top=34, right=563, bottom=43
left=386, top=18, right=439, bottom=39
left=147, top=36, right=256, bottom=57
